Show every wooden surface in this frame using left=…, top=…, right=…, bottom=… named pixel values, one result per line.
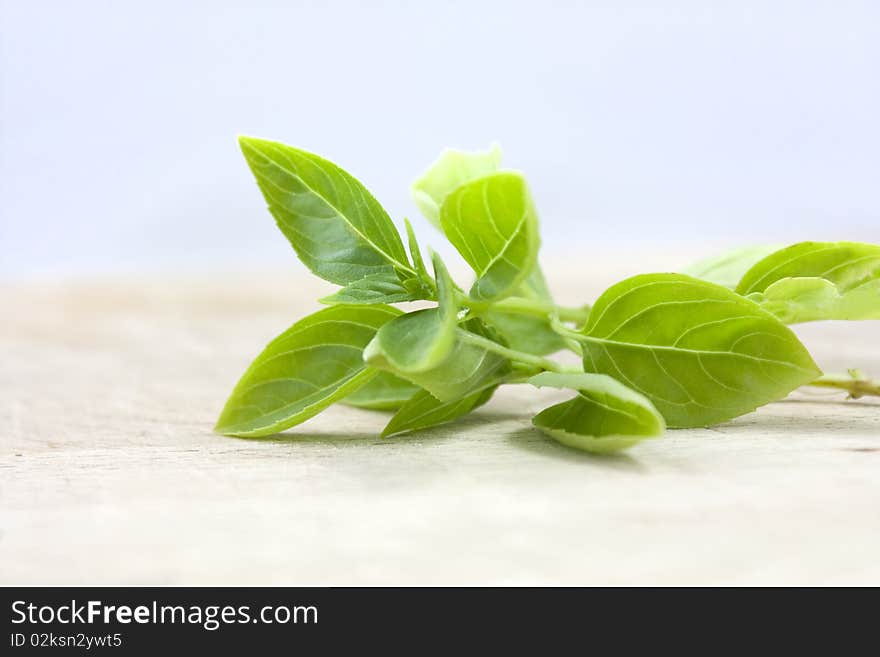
left=2, top=258, right=879, bottom=585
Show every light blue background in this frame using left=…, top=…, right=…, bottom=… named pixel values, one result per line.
left=2, top=0, right=878, bottom=279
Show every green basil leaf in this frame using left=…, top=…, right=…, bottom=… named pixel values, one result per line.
left=530, top=372, right=665, bottom=454
left=382, top=385, right=498, bottom=438
left=484, top=269, right=566, bottom=355
left=682, top=244, right=783, bottom=289
left=404, top=217, right=430, bottom=282
left=367, top=318, right=511, bottom=402
left=400, top=276, right=435, bottom=299
left=748, top=276, right=880, bottom=323
left=215, top=304, right=401, bottom=437
left=411, top=144, right=502, bottom=228
left=440, top=172, right=540, bottom=301
left=239, top=136, right=412, bottom=285
left=735, top=241, right=880, bottom=323
left=574, top=273, right=820, bottom=428
left=483, top=311, right=566, bottom=355
left=320, top=271, right=417, bottom=305
left=362, top=252, right=457, bottom=373
left=342, top=371, right=421, bottom=411
left=363, top=309, right=451, bottom=373
left=410, top=144, right=557, bottom=343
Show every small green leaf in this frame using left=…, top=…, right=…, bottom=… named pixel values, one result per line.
left=366, top=318, right=511, bottom=402
left=404, top=217, right=430, bottom=282
left=239, top=136, right=412, bottom=285
left=411, top=144, right=502, bottom=228
left=735, top=241, right=880, bottom=323
left=484, top=269, right=566, bottom=355
left=748, top=277, right=880, bottom=323
left=401, top=276, right=434, bottom=299
left=573, top=273, right=820, bottom=428
left=363, top=310, right=451, bottom=373
left=440, top=172, right=540, bottom=301
left=362, top=252, right=457, bottom=373
left=682, top=244, right=783, bottom=289
left=530, top=372, right=665, bottom=454
left=410, top=144, right=558, bottom=348
left=737, top=241, right=880, bottom=294
left=483, top=311, right=566, bottom=355
left=215, top=305, right=400, bottom=437
left=382, top=385, right=498, bottom=437
left=342, top=372, right=421, bottom=410
left=320, top=271, right=417, bottom=305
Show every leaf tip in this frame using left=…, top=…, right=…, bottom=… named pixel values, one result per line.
left=212, top=417, right=238, bottom=437
left=380, top=414, right=406, bottom=438
left=236, top=134, right=258, bottom=149
left=214, top=403, right=250, bottom=436
left=236, top=135, right=269, bottom=164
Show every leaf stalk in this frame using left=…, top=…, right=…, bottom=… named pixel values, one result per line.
left=806, top=371, right=880, bottom=399
left=457, top=330, right=581, bottom=375
left=456, top=293, right=590, bottom=324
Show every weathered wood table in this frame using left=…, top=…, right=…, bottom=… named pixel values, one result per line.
left=2, top=256, right=878, bottom=585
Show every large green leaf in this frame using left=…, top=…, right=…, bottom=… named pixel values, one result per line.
left=682, top=244, right=782, bottom=289
left=440, top=172, right=540, bottom=301
left=529, top=372, right=665, bottom=454
left=382, top=385, right=498, bottom=438
left=573, top=273, right=820, bottom=428
left=239, top=136, right=412, bottom=285
left=215, top=305, right=400, bottom=437
left=411, top=144, right=502, bottom=228
left=735, top=241, right=880, bottom=323
left=362, top=252, right=457, bottom=373
left=342, top=371, right=421, bottom=411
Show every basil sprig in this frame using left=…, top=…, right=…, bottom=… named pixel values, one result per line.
left=217, top=137, right=879, bottom=454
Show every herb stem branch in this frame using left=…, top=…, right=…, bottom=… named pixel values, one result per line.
left=555, top=303, right=591, bottom=323
left=458, top=330, right=580, bottom=374
left=456, top=293, right=590, bottom=323
left=807, top=371, right=880, bottom=399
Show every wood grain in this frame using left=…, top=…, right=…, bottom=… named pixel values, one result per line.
left=1, top=260, right=878, bottom=585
